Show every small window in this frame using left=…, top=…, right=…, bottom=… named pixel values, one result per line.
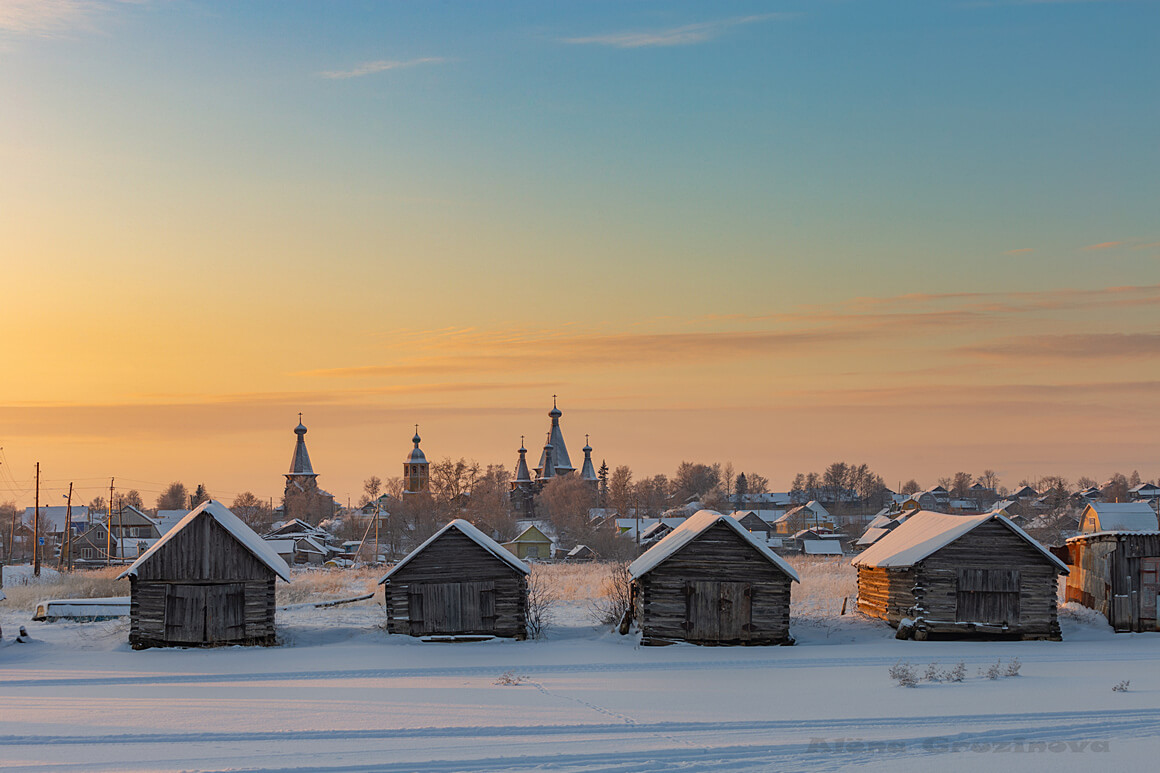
left=82, top=547, right=93, bottom=559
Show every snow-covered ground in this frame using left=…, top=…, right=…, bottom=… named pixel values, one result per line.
left=1, top=566, right=1158, bottom=772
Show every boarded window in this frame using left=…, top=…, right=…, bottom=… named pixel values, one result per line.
left=410, top=581, right=496, bottom=634
left=956, top=569, right=1020, bottom=625
left=685, top=581, right=752, bottom=642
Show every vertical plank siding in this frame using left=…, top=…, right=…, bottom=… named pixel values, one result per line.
left=128, top=512, right=279, bottom=649
left=1065, top=533, right=1160, bottom=632
left=856, top=519, right=1064, bottom=640
left=384, top=529, right=528, bottom=639
left=632, top=522, right=793, bottom=645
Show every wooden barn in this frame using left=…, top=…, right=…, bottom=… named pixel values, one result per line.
left=626, top=510, right=800, bottom=646
left=117, top=500, right=292, bottom=649
left=379, top=519, right=530, bottom=639
left=1065, top=531, right=1160, bottom=632
left=853, top=510, right=1068, bottom=640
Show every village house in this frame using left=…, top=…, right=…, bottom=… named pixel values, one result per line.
left=379, top=519, right=530, bottom=639
left=853, top=510, right=1068, bottom=640
left=1078, top=502, right=1159, bottom=533
left=626, top=510, right=799, bottom=646
left=502, top=524, right=554, bottom=560
left=118, top=500, right=292, bottom=649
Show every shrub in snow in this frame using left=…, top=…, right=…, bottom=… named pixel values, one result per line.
left=981, top=659, right=1003, bottom=680
left=889, top=661, right=918, bottom=688
left=588, top=562, right=633, bottom=627
left=1113, top=680, right=1130, bottom=693
left=923, top=663, right=942, bottom=683
left=493, top=671, right=529, bottom=686
left=944, top=662, right=967, bottom=683
left=525, top=570, right=557, bottom=639
left=1004, top=657, right=1022, bottom=677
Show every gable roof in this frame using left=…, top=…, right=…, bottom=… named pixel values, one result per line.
left=117, top=500, right=292, bottom=582
left=379, top=519, right=529, bottom=583
left=628, top=510, right=800, bottom=582
left=509, top=524, right=552, bottom=544
left=1081, top=502, right=1159, bottom=532
left=852, top=510, right=1067, bottom=572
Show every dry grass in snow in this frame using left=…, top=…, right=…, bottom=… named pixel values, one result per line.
left=276, top=566, right=384, bottom=606
left=1, top=566, right=128, bottom=611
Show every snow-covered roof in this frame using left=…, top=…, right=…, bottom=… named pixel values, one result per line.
left=803, top=540, right=843, bottom=556
left=154, top=510, right=190, bottom=535
left=856, top=526, right=893, bottom=547
left=264, top=539, right=296, bottom=553
left=1081, top=502, right=1159, bottom=532
left=852, top=510, right=1068, bottom=572
left=117, top=500, right=292, bottom=582
left=628, top=510, right=799, bottom=582
left=379, top=519, right=529, bottom=583
left=22, top=506, right=93, bottom=532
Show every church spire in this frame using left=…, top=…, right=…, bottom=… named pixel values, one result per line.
left=513, top=436, right=532, bottom=483
left=536, top=396, right=575, bottom=475
left=539, top=434, right=555, bottom=481
left=288, top=414, right=316, bottom=476
left=404, top=424, right=429, bottom=493
left=580, top=434, right=597, bottom=482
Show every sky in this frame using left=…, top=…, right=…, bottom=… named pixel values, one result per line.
left=1, top=0, right=1158, bottom=508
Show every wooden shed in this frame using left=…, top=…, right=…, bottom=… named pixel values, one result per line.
left=853, top=510, right=1068, bottom=640
left=379, top=519, right=530, bottom=639
left=117, top=500, right=292, bottom=649
left=1065, top=531, right=1160, bottom=632
left=626, top=510, right=799, bottom=646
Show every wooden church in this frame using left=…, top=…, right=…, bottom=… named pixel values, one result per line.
left=118, top=500, right=292, bottom=649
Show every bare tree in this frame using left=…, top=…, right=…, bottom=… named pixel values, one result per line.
left=672, top=462, right=721, bottom=503
left=537, top=475, right=597, bottom=547
left=156, top=482, right=188, bottom=511
left=231, top=492, right=274, bottom=531
left=607, top=465, right=634, bottom=517
left=977, top=470, right=1001, bottom=490
left=901, top=479, right=921, bottom=495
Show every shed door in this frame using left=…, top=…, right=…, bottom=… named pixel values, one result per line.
left=956, top=569, right=1020, bottom=625
left=206, top=583, right=246, bottom=642
left=685, top=581, right=752, bottom=641
left=1141, top=557, right=1160, bottom=630
left=411, top=582, right=494, bottom=634
left=164, top=584, right=208, bottom=643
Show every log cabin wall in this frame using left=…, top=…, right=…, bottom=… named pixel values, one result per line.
left=855, top=566, right=917, bottom=624
left=128, top=513, right=278, bottom=649
left=632, top=521, right=793, bottom=645
left=384, top=529, right=528, bottom=639
left=1066, top=533, right=1160, bottom=632
left=913, top=520, right=1062, bottom=639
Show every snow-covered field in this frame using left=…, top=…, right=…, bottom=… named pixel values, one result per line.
left=2, top=560, right=1158, bottom=772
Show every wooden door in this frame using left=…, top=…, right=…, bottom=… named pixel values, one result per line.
left=164, top=584, right=207, bottom=643
left=411, top=582, right=493, bottom=634
left=206, top=583, right=246, bottom=642
left=686, top=581, right=752, bottom=642
left=956, top=568, right=1021, bottom=625
left=1141, top=557, right=1160, bottom=630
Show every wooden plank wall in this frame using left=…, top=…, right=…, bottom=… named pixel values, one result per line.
left=633, top=522, right=793, bottom=645
left=915, top=520, right=1061, bottom=639
left=1066, top=533, right=1160, bottom=632
left=384, top=529, right=528, bottom=639
left=128, top=512, right=278, bottom=648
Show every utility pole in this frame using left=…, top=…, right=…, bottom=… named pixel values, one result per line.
left=107, top=477, right=114, bottom=567
left=116, top=489, right=125, bottom=565
left=59, top=478, right=73, bottom=568
left=33, top=462, right=40, bottom=577
left=4, top=459, right=15, bottom=565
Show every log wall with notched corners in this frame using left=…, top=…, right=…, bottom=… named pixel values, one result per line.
left=128, top=513, right=279, bottom=649
left=632, top=521, right=793, bottom=646
left=384, top=528, right=528, bottom=639
left=857, top=519, right=1064, bottom=640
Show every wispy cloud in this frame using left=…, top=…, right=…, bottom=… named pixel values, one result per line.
left=563, top=14, right=790, bottom=49
left=1083, top=241, right=1124, bottom=250
left=962, top=332, right=1160, bottom=360
left=0, top=0, right=141, bottom=37
left=318, top=57, right=448, bottom=80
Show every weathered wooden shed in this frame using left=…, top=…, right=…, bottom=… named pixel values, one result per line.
left=118, top=500, right=292, bottom=649
left=853, top=510, right=1068, bottom=640
left=379, top=519, right=530, bottom=639
left=1065, top=531, right=1160, bottom=632
left=626, top=510, right=800, bottom=646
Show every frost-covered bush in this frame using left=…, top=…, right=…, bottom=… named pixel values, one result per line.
left=588, top=562, right=633, bottom=627
left=1113, top=680, right=1130, bottom=693
left=525, top=570, right=557, bottom=639
left=1004, top=657, right=1022, bottom=677
left=944, top=662, right=967, bottom=682
left=889, top=661, right=919, bottom=688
